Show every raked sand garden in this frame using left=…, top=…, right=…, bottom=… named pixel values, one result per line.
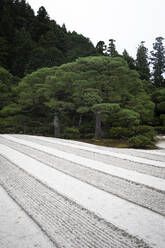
left=0, top=134, right=165, bottom=248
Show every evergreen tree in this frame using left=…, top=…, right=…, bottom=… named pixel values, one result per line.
left=12, top=0, right=35, bottom=30
left=31, top=6, right=50, bottom=41
left=92, top=103, right=120, bottom=139
left=0, top=0, right=14, bottom=40
left=0, top=0, right=97, bottom=76
left=11, top=28, right=35, bottom=77
left=136, top=41, right=150, bottom=81
left=0, top=67, right=14, bottom=110
left=122, top=49, right=135, bottom=70
left=66, top=31, right=96, bottom=62
left=107, top=39, right=118, bottom=57
left=151, top=37, right=165, bottom=87
left=96, top=41, right=107, bottom=55
left=37, top=6, right=49, bottom=21
left=61, top=24, right=67, bottom=33
left=0, top=36, right=9, bottom=68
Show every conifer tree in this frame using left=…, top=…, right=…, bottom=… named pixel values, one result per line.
left=136, top=41, right=150, bottom=81
left=151, top=37, right=165, bottom=87
left=96, top=41, right=107, bottom=55
left=122, top=49, right=135, bottom=70
left=107, top=39, right=118, bottom=57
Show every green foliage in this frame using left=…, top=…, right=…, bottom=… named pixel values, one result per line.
left=115, top=109, right=140, bottom=127
left=16, top=56, right=156, bottom=140
left=155, top=126, right=165, bottom=134
left=0, top=1, right=163, bottom=145
left=77, top=106, right=90, bottom=114
left=151, top=88, right=165, bottom=105
left=0, top=67, right=17, bottom=112
left=109, top=127, right=134, bottom=139
left=26, top=46, right=65, bottom=74
left=122, top=49, right=135, bottom=70
left=0, top=55, right=158, bottom=146
left=157, top=101, right=165, bottom=114
left=96, top=41, right=107, bottom=55
left=63, top=127, right=80, bottom=139
left=141, top=80, right=155, bottom=95
left=151, top=88, right=165, bottom=126
left=0, top=1, right=96, bottom=76
left=128, top=135, right=154, bottom=148
left=92, top=103, right=120, bottom=114
left=0, top=114, right=31, bottom=134
left=0, top=36, right=8, bottom=68
left=136, top=41, right=150, bottom=81
left=107, top=39, right=118, bottom=57
left=151, top=37, right=165, bottom=87
left=66, top=32, right=96, bottom=62
left=0, top=103, right=21, bottom=116
left=45, top=100, right=74, bottom=112
left=17, top=67, right=56, bottom=105
left=133, top=125, right=156, bottom=141
left=11, top=28, right=35, bottom=77
left=160, top=115, right=165, bottom=126
left=129, top=93, right=155, bottom=124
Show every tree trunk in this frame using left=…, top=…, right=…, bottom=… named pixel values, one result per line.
left=95, top=113, right=102, bottom=139
left=79, top=114, right=82, bottom=127
left=53, top=111, right=60, bottom=137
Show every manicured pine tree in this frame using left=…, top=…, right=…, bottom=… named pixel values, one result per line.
left=150, top=37, right=165, bottom=87
left=136, top=41, right=150, bottom=81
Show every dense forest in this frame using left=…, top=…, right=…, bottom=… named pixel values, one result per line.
left=0, top=0, right=165, bottom=148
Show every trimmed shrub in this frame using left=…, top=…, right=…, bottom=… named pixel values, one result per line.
left=63, top=127, right=80, bottom=139
left=79, top=122, right=95, bottom=138
left=157, top=102, right=165, bottom=114
left=109, top=127, right=134, bottom=139
left=128, top=135, right=154, bottom=148
left=160, top=114, right=165, bottom=126
left=83, top=133, right=94, bottom=139
left=114, top=109, right=140, bottom=128
left=154, top=126, right=165, bottom=134
left=133, top=125, right=156, bottom=141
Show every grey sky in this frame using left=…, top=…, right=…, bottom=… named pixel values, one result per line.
left=27, top=0, right=165, bottom=57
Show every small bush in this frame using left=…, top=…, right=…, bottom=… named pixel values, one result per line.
left=133, top=125, right=156, bottom=141
left=128, top=135, right=154, bottom=148
left=160, top=114, right=165, bottom=126
left=154, top=126, right=165, bottom=134
left=157, top=102, right=165, bottom=114
left=83, top=133, right=94, bottom=139
left=63, top=127, right=80, bottom=139
left=79, top=122, right=95, bottom=137
left=109, top=127, right=134, bottom=139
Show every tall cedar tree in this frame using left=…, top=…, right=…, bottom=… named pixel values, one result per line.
left=151, top=37, right=165, bottom=87
left=136, top=41, right=150, bottom=81
left=0, top=0, right=96, bottom=77
left=96, top=41, right=107, bottom=55
left=107, top=39, right=118, bottom=57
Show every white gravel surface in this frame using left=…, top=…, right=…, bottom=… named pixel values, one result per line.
left=0, top=134, right=165, bottom=248
left=156, top=136, right=165, bottom=149
left=0, top=185, right=55, bottom=248
left=14, top=134, right=165, bottom=167
left=2, top=135, right=165, bottom=192
left=12, top=134, right=165, bottom=179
